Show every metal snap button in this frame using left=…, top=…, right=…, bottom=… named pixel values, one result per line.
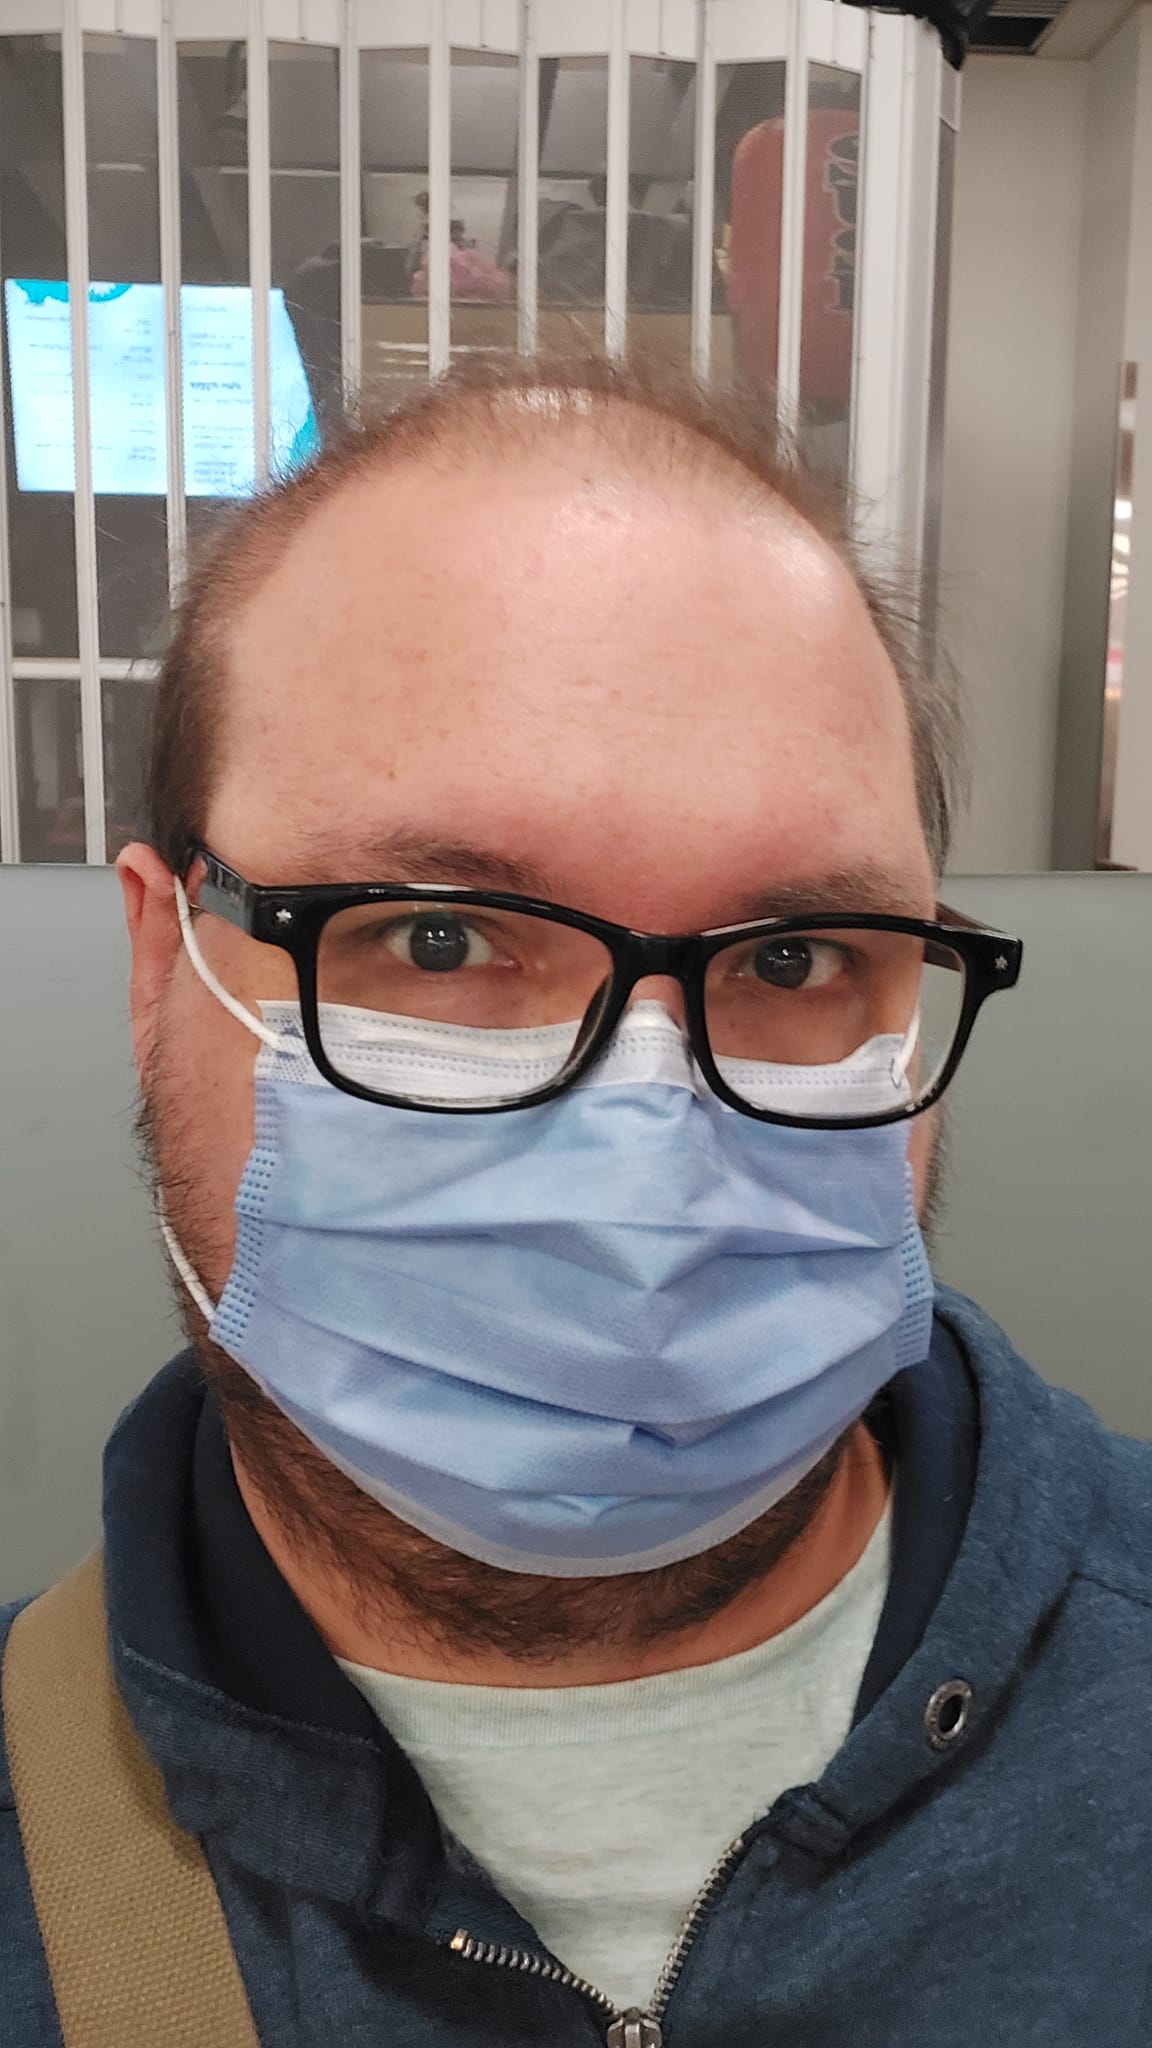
left=924, top=1678, right=973, bottom=1750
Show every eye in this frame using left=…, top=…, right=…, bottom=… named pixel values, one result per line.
left=385, top=914, right=497, bottom=973
left=742, top=936, right=849, bottom=992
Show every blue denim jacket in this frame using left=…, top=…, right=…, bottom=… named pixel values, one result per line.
left=5, top=1286, right=1152, bottom=2045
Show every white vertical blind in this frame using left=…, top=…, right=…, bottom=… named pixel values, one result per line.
left=517, top=0, right=538, bottom=354
left=604, top=0, right=628, bottom=356
left=158, top=0, right=186, bottom=601
left=62, top=1, right=106, bottom=866
left=690, top=0, right=715, bottom=381
left=248, top=0, right=273, bottom=480
left=340, top=0, right=363, bottom=399
left=427, top=0, right=451, bottom=373
left=898, top=22, right=943, bottom=567
left=776, top=0, right=807, bottom=430
left=852, top=10, right=910, bottom=551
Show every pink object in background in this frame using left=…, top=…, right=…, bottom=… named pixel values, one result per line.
left=411, top=244, right=514, bottom=303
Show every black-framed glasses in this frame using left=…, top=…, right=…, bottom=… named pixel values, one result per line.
left=183, top=844, right=1022, bottom=1130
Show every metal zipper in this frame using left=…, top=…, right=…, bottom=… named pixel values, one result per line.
left=447, top=1829, right=748, bottom=2046
left=644, top=1831, right=747, bottom=2023
left=447, top=1932, right=617, bottom=2020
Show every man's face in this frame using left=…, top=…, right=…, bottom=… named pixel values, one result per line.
left=127, top=441, right=934, bottom=1237
left=121, top=436, right=936, bottom=1645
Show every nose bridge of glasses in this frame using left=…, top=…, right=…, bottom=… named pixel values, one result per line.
left=616, top=932, right=698, bottom=1026
left=619, top=930, right=696, bottom=975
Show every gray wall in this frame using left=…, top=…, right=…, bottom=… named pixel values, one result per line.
left=941, top=57, right=1088, bottom=875
left=1, top=867, right=1149, bottom=1604
left=0, top=869, right=174, bottom=1603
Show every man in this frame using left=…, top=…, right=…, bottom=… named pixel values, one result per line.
left=4, top=357, right=1151, bottom=2047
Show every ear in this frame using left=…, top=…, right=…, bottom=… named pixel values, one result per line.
left=117, top=841, right=181, bottom=1080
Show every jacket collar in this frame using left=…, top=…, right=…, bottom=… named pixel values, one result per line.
left=765, top=1289, right=1102, bottom=1862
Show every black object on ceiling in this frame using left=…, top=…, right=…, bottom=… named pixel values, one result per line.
left=966, top=0, right=1069, bottom=52
left=841, top=0, right=1000, bottom=66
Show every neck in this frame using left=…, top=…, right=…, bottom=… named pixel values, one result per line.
left=232, top=1421, right=890, bottom=1686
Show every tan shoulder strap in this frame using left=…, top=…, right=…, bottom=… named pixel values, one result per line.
left=2, top=1552, right=260, bottom=2048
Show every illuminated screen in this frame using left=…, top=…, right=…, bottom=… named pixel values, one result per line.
left=4, top=279, right=319, bottom=495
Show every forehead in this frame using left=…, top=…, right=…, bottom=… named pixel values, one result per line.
left=212, top=445, right=930, bottom=921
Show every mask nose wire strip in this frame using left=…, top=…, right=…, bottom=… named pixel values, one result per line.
left=157, top=1211, right=218, bottom=1323
left=174, top=876, right=288, bottom=1052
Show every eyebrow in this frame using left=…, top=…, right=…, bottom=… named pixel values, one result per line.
left=720, top=869, right=933, bottom=923
left=273, top=832, right=930, bottom=925
left=281, top=830, right=551, bottom=895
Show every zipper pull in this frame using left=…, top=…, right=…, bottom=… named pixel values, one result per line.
left=607, top=2013, right=662, bottom=2048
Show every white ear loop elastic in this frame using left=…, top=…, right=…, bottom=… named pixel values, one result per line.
left=158, top=1211, right=218, bottom=1323
left=890, top=1008, right=922, bottom=1090
left=165, top=875, right=283, bottom=1322
left=174, top=875, right=288, bottom=1052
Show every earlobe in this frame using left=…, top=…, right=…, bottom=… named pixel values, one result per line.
left=117, top=841, right=181, bottom=1075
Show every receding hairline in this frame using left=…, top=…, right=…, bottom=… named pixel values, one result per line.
left=146, top=357, right=965, bottom=874
left=225, top=383, right=829, bottom=648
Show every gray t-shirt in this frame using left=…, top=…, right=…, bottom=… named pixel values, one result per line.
left=342, top=1503, right=891, bottom=2015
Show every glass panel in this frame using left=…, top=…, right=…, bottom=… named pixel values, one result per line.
left=449, top=49, right=518, bottom=368
left=85, top=34, right=169, bottom=662
left=14, top=676, right=84, bottom=862
left=271, top=41, right=339, bottom=444
left=798, top=65, right=860, bottom=480
left=627, top=57, right=695, bottom=370
left=712, top=62, right=787, bottom=397
left=102, top=673, right=153, bottom=860
left=361, top=49, right=429, bottom=410
left=1098, top=363, right=1137, bottom=866
left=0, top=35, right=79, bottom=660
left=537, top=55, right=608, bottom=349
left=179, top=39, right=250, bottom=552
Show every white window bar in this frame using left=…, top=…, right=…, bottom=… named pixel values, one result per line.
left=776, top=0, right=808, bottom=433
left=0, top=134, right=17, bottom=863
left=12, top=658, right=160, bottom=682
left=604, top=0, right=628, bottom=357
left=62, top=0, right=106, bottom=866
left=690, top=0, right=715, bottom=382
left=340, top=0, right=363, bottom=402
left=851, top=12, right=906, bottom=549
left=249, top=0, right=273, bottom=481
left=428, top=0, right=451, bottom=375
left=847, top=15, right=870, bottom=508
left=899, top=24, right=943, bottom=571
left=890, top=20, right=923, bottom=555
left=158, top=0, right=187, bottom=603
left=517, top=0, right=538, bottom=355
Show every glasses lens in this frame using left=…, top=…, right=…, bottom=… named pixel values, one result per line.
left=703, top=925, right=967, bottom=1121
left=314, top=900, right=615, bottom=1106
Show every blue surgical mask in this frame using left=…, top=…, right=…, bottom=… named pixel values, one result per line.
left=166, top=909, right=933, bottom=1577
